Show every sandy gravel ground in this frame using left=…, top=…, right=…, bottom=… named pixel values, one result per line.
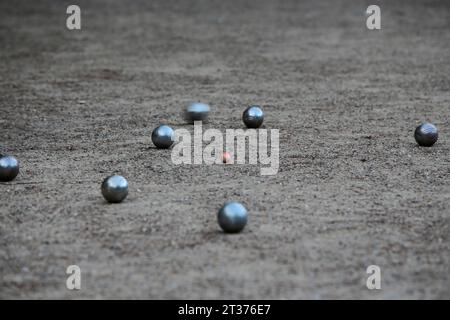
left=1, top=0, right=449, bottom=299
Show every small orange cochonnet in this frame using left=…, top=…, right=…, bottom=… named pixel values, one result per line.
left=222, top=152, right=232, bottom=164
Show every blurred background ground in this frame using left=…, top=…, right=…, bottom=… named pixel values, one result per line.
left=0, top=0, right=449, bottom=299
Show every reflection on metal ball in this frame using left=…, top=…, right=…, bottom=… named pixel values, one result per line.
left=185, top=102, right=210, bottom=123
left=414, top=123, right=438, bottom=147
left=218, top=201, right=248, bottom=233
left=0, top=155, right=19, bottom=182
left=243, top=105, right=264, bottom=128
left=101, top=175, right=129, bottom=203
left=152, top=125, right=175, bottom=149
left=222, top=151, right=232, bottom=164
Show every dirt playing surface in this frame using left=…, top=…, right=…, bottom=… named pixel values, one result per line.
left=1, top=0, right=449, bottom=299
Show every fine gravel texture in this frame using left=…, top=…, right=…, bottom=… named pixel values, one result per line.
left=1, top=0, right=449, bottom=299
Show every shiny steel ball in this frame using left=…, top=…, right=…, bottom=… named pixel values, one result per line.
left=185, top=102, right=210, bottom=123
left=101, top=175, right=128, bottom=203
left=218, top=201, right=248, bottom=233
left=0, top=155, right=19, bottom=182
left=152, top=125, right=175, bottom=149
left=414, top=123, right=438, bottom=147
left=243, top=105, right=264, bottom=128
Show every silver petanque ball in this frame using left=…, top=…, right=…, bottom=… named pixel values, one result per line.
left=0, top=155, right=19, bottom=182
left=101, top=175, right=129, bottom=203
left=414, top=123, right=438, bottom=147
left=243, top=105, right=264, bottom=128
left=218, top=201, right=248, bottom=233
left=152, top=125, right=175, bottom=149
left=185, top=102, right=210, bottom=123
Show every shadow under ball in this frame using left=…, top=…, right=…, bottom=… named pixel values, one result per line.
left=0, top=155, right=19, bottom=182
left=101, top=175, right=129, bottom=203
left=243, top=105, right=264, bottom=128
left=185, top=102, right=210, bottom=123
left=414, top=123, right=438, bottom=147
left=218, top=201, right=248, bottom=233
left=152, top=125, right=175, bottom=149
